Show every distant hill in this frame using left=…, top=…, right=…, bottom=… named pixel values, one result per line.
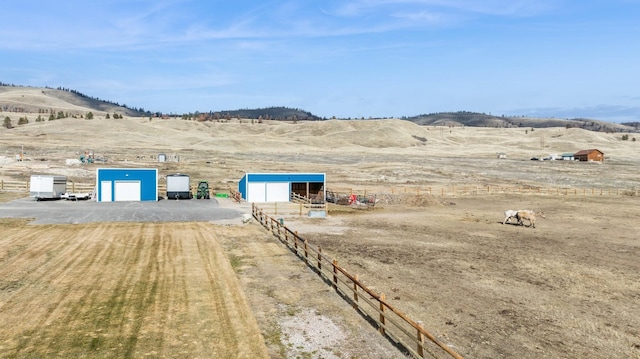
left=185, top=107, right=322, bottom=121
left=405, top=111, right=638, bottom=133
left=1, top=84, right=637, bottom=132
left=0, top=84, right=150, bottom=117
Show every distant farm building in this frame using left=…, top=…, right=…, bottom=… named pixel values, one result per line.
left=496, top=152, right=507, bottom=159
left=574, top=149, right=605, bottom=162
left=238, top=173, right=326, bottom=203
left=561, top=153, right=575, bottom=161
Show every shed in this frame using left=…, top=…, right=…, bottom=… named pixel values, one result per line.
left=96, top=168, right=158, bottom=202
left=238, top=173, right=325, bottom=203
left=561, top=153, right=575, bottom=161
left=30, top=175, right=67, bottom=200
left=574, top=149, right=604, bottom=162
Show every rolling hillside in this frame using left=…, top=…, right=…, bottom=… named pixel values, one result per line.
left=405, top=112, right=638, bottom=133
left=1, top=85, right=637, bottom=132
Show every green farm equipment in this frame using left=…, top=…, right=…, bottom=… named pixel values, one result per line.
left=196, top=180, right=210, bottom=199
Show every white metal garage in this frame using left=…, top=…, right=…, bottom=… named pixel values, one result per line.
left=96, top=168, right=158, bottom=202
left=238, top=173, right=326, bottom=203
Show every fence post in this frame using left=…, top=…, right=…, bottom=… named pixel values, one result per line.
left=299, top=203, right=302, bottom=216
left=379, top=293, right=386, bottom=335
left=332, top=259, right=338, bottom=289
left=294, top=231, right=299, bottom=251
left=317, top=247, right=322, bottom=270
left=417, top=321, right=425, bottom=357
left=353, top=274, right=359, bottom=309
left=304, top=239, right=308, bottom=261
left=274, top=202, right=278, bottom=215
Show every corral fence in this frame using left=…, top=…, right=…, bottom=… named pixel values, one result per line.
left=330, top=185, right=640, bottom=198
left=3, top=181, right=637, bottom=199
left=0, top=180, right=95, bottom=193
left=252, top=203, right=464, bottom=359
left=0, top=180, right=214, bottom=198
left=326, top=189, right=377, bottom=206
left=252, top=201, right=328, bottom=216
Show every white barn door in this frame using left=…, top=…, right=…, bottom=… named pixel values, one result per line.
left=100, top=181, right=112, bottom=202
left=266, top=182, right=290, bottom=202
left=114, top=181, right=141, bottom=201
left=247, top=182, right=267, bottom=202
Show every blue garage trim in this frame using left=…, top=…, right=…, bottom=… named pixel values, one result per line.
left=246, top=173, right=325, bottom=183
left=238, top=172, right=325, bottom=201
left=96, top=168, right=158, bottom=202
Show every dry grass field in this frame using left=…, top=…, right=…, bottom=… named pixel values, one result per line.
left=0, top=220, right=269, bottom=358
left=1, top=90, right=640, bottom=358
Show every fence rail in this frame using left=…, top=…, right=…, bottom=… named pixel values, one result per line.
left=253, top=201, right=328, bottom=216
left=3, top=180, right=637, bottom=199
left=330, top=185, right=639, bottom=198
left=252, top=204, right=464, bottom=359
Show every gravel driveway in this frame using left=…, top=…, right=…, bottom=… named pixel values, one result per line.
left=0, top=197, right=251, bottom=225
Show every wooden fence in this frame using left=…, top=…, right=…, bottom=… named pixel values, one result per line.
left=252, top=204, right=464, bottom=359
left=0, top=180, right=96, bottom=193
left=330, top=185, right=639, bottom=198
left=3, top=180, right=636, bottom=199
left=253, top=201, right=328, bottom=216
left=0, top=180, right=200, bottom=198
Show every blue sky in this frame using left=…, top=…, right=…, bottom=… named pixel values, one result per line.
left=1, top=0, right=639, bottom=122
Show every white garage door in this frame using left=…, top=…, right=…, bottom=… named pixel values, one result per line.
left=100, top=181, right=112, bottom=202
left=247, top=182, right=290, bottom=202
left=247, top=182, right=267, bottom=203
left=114, top=181, right=141, bottom=201
left=266, top=182, right=290, bottom=202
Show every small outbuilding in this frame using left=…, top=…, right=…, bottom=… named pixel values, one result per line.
left=574, top=149, right=604, bottom=162
left=96, top=168, right=158, bottom=202
left=561, top=153, right=575, bottom=161
left=30, top=174, right=67, bottom=200
left=238, top=173, right=326, bottom=203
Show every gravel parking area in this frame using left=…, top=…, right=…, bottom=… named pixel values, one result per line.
left=0, top=197, right=251, bottom=225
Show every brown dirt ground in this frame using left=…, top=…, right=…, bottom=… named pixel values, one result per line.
left=277, top=194, right=640, bottom=358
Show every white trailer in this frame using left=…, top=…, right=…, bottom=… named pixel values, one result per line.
left=30, top=175, right=67, bottom=200
left=166, top=174, right=191, bottom=199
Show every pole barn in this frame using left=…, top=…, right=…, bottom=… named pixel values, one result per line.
left=238, top=173, right=325, bottom=203
left=96, top=168, right=158, bottom=202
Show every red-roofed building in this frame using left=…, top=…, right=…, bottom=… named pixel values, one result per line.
left=574, top=149, right=604, bottom=162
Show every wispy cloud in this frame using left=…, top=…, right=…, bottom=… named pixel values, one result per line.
left=326, top=0, right=554, bottom=18
left=514, top=105, right=640, bottom=122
